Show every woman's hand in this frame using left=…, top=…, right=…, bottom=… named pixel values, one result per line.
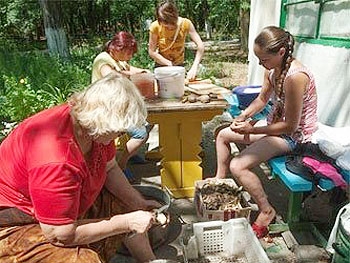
left=118, top=211, right=155, bottom=234
left=186, top=65, right=198, bottom=81
left=230, top=119, right=254, bottom=134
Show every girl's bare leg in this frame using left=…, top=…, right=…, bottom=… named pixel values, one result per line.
left=229, top=135, right=290, bottom=226
left=215, top=126, right=265, bottom=179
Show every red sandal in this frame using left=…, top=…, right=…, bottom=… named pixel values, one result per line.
left=251, top=222, right=269, bottom=238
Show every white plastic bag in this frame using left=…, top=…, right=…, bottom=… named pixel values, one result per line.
left=318, top=139, right=345, bottom=159
left=336, top=148, right=350, bottom=170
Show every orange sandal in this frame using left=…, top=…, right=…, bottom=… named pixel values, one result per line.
left=251, top=222, right=269, bottom=238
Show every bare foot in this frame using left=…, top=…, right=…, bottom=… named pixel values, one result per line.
left=254, top=207, right=276, bottom=227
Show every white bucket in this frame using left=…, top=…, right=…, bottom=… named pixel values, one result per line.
left=154, top=66, right=185, bottom=99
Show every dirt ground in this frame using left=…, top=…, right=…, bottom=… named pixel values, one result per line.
left=215, top=61, right=249, bottom=87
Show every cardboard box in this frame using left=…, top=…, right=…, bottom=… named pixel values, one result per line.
left=195, top=179, right=252, bottom=222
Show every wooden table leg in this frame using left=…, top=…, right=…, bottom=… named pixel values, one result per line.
left=148, top=109, right=222, bottom=198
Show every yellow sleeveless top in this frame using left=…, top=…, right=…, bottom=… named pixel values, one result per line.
left=149, top=17, right=191, bottom=65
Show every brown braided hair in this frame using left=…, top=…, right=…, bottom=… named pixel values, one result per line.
left=254, top=26, right=295, bottom=122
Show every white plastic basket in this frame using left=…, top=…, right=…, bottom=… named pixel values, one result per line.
left=193, top=218, right=270, bottom=263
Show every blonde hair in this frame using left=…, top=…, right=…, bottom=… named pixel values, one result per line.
left=69, top=72, right=147, bottom=137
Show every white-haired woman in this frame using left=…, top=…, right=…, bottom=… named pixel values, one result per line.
left=0, top=72, right=159, bottom=263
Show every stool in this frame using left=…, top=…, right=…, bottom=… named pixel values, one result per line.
left=268, top=156, right=350, bottom=247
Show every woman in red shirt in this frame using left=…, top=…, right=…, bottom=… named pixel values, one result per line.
left=0, top=72, right=159, bottom=262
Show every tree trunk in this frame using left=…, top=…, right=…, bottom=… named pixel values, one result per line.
left=39, top=0, right=70, bottom=59
left=202, top=0, right=212, bottom=40
left=87, top=0, right=96, bottom=35
left=240, top=7, right=250, bottom=52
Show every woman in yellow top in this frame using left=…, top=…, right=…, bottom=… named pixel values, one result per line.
left=148, top=0, right=204, bottom=81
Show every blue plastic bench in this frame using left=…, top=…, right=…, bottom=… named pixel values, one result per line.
left=268, top=156, right=350, bottom=223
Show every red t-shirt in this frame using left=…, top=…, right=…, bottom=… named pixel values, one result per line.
left=0, top=104, right=116, bottom=225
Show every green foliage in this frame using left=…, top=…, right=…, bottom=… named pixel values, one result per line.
left=196, top=64, right=222, bottom=80
left=0, top=51, right=88, bottom=89
left=0, top=0, right=42, bottom=40
left=207, top=1, right=241, bottom=39
left=0, top=76, right=53, bottom=122
left=131, top=41, right=155, bottom=70
left=0, top=0, right=247, bottom=43
left=0, top=47, right=90, bottom=123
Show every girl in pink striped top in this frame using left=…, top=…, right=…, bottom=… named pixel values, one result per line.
left=214, top=26, right=317, bottom=238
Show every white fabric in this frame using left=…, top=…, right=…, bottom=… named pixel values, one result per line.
left=337, top=149, right=350, bottom=170
left=312, top=122, right=350, bottom=170
left=312, top=122, right=350, bottom=147
left=317, top=139, right=345, bottom=159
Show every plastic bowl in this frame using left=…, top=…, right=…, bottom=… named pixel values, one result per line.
left=233, top=85, right=262, bottom=109
left=130, top=73, right=156, bottom=99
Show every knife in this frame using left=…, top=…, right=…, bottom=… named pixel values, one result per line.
left=153, top=203, right=169, bottom=215
left=152, top=204, right=169, bottom=226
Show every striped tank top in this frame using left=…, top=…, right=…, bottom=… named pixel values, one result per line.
left=267, top=67, right=318, bottom=143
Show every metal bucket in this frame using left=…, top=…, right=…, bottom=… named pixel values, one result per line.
left=133, top=185, right=171, bottom=210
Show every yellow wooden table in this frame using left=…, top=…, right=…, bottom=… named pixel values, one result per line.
left=146, top=98, right=228, bottom=198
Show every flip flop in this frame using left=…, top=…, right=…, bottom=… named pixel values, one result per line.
left=251, top=222, right=269, bottom=238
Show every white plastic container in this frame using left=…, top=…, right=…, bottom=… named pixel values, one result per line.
left=191, top=218, right=270, bottom=262
left=154, top=66, right=185, bottom=99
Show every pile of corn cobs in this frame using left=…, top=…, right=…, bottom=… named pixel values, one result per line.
left=200, top=181, right=244, bottom=210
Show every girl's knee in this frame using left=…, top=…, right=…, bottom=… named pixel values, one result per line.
left=229, top=159, right=245, bottom=176
left=216, top=127, right=233, bottom=143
